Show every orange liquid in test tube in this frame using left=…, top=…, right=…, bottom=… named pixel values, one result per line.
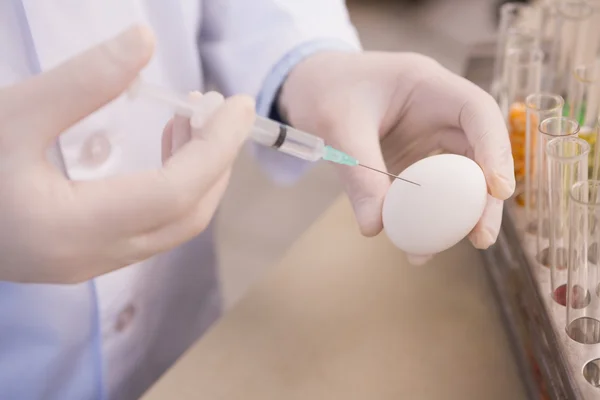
left=508, top=102, right=537, bottom=206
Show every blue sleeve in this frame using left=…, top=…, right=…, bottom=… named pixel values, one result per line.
left=255, top=39, right=359, bottom=120
left=252, top=40, right=359, bottom=185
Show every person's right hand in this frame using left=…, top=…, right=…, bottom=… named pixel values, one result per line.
left=0, top=26, right=255, bottom=284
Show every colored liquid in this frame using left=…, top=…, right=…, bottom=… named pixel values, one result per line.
left=562, top=100, right=586, bottom=124
left=508, top=102, right=528, bottom=181
left=580, top=127, right=597, bottom=177
left=508, top=102, right=538, bottom=206
left=553, top=284, right=590, bottom=309
left=563, top=100, right=596, bottom=177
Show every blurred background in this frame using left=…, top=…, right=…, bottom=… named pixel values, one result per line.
left=217, top=0, right=504, bottom=308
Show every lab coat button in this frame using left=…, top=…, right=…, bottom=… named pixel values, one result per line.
left=80, top=133, right=111, bottom=166
left=115, top=303, right=136, bottom=332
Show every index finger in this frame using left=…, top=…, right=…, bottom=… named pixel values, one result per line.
left=1, top=25, right=154, bottom=148
left=457, top=82, right=515, bottom=200
left=71, top=95, right=255, bottom=237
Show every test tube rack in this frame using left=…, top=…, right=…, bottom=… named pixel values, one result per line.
left=465, top=41, right=597, bottom=400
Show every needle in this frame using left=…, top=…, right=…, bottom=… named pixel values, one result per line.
left=358, top=164, right=421, bottom=186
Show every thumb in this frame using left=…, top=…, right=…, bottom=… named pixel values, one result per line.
left=327, top=114, right=390, bottom=237
left=2, top=25, right=154, bottom=151
left=73, top=95, right=256, bottom=237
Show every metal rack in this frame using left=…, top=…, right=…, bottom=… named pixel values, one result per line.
left=465, top=41, right=595, bottom=400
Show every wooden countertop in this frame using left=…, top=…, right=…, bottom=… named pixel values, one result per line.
left=142, top=195, right=526, bottom=400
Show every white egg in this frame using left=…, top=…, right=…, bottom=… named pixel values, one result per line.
left=382, top=154, right=488, bottom=256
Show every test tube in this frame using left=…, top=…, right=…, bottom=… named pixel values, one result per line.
left=570, top=62, right=600, bottom=125
left=546, top=0, right=594, bottom=98
left=583, top=0, right=600, bottom=62
left=538, top=0, right=559, bottom=40
left=539, top=0, right=560, bottom=90
left=595, top=117, right=600, bottom=182
left=497, top=32, right=542, bottom=115
left=524, top=93, right=564, bottom=233
left=493, top=2, right=541, bottom=101
left=566, top=180, right=600, bottom=344
left=568, top=62, right=600, bottom=178
left=504, top=47, right=544, bottom=194
left=536, top=117, right=580, bottom=265
left=546, top=136, right=590, bottom=305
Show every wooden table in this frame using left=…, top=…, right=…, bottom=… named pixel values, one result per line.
left=143, top=195, right=526, bottom=400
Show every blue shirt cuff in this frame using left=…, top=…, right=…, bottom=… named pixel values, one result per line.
left=255, top=39, right=359, bottom=122
left=251, top=39, right=359, bottom=185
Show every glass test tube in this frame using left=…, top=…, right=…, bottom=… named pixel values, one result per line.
left=596, top=117, right=600, bottom=182
left=546, top=136, right=590, bottom=305
left=493, top=2, right=541, bottom=101
left=536, top=117, right=580, bottom=264
left=538, top=0, right=559, bottom=40
left=569, top=62, right=600, bottom=178
left=497, top=32, right=541, bottom=115
left=504, top=48, right=543, bottom=196
left=546, top=0, right=594, bottom=99
left=583, top=0, right=600, bottom=62
left=539, top=0, right=560, bottom=90
left=566, top=180, right=600, bottom=344
left=524, top=93, right=564, bottom=233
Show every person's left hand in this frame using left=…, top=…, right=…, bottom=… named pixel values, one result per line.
left=278, top=51, right=515, bottom=264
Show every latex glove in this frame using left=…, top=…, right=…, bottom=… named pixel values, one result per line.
left=279, top=52, right=515, bottom=264
left=0, top=26, right=255, bottom=283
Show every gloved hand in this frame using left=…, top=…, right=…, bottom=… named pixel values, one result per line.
left=0, top=26, right=255, bottom=283
left=279, top=51, right=515, bottom=264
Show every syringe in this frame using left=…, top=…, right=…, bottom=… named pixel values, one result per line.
left=127, top=79, right=419, bottom=186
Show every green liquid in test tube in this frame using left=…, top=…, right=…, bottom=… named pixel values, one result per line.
left=563, top=100, right=586, bottom=125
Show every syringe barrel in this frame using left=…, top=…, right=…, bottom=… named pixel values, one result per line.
left=129, top=79, right=195, bottom=118
left=130, top=80, right=326, bottom=162
left=252, top=116, right=324, bottom=162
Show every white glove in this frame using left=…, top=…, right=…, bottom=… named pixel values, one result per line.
left=279, top=52, right=515, bottom=264
left=0, top=26, right=255, bottom=283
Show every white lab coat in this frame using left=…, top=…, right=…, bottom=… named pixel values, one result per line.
left=0, top=1, right=359, bottom=399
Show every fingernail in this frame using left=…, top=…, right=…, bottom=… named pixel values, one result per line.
left=203, top=91, right=225, bottom=111
left=407, top=254, right=432, bottom=266
left=353, top=197, right=383, bottom=237
left=191, top=91, right=225, bottom=130
left=189, top=91, right=203, bottom=103
left=489, top=171, right=515, bottom=200
left=108, top=25, right=155, bottom=66
left=470, top=229, right=495, bottom=249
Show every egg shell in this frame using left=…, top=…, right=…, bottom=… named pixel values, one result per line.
left=382, top=154, right=487, bottom=256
